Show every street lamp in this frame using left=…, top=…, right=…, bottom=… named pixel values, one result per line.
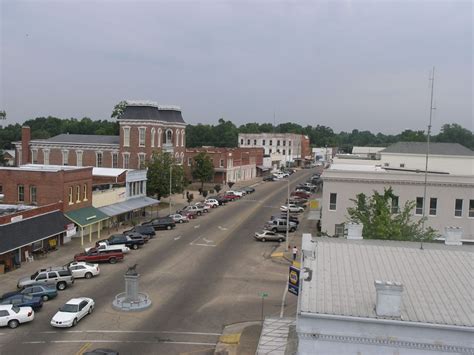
left=169, top=163, right=172, bottom=215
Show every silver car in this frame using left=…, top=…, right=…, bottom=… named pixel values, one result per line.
left=254, top=230, right=286, bottom=242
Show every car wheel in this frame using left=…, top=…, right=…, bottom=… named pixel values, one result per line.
left=290, top=227, right=296, bottom=232
left=42, top=295, right=49, bottom=301
left=261, top=238, right=266, bottom=242
left=85, top=272, right=93, bottom=279
left=57, top=282, right=67, bottom=291
left=166, top=225, right=172, bottom=230
left=197, top=212, right=202, bottom=216
left=109, top=257, right=117, bottom=264
left=88, top=306, right=94, bottom=314
left=132, top=244, right=138, bottom=250
left=272, top=228, right=278, bottom=232
left=179, top=219, right=183, bottom=223
left=8, top=320, right=19, bottom=329
left=72, top=318, right=78, bottom=327
left=278, top=238, right=284, bottom=242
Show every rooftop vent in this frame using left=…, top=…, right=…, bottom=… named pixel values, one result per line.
left=374, top=280, right=403, bottom=318
left=444, top=226, right=463, bottom=246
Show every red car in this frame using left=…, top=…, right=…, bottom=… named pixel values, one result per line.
left=291, top=191, right=311, bottom=199
left=74, top=249, right=124, bottom=264
left=223, top=193, right=240, bottom=200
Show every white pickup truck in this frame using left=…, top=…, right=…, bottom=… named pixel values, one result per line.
left=85, top=242, right=130, bottom=254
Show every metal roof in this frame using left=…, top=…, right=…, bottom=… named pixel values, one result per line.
left=65, top=206, right=109, bottom=227
left=0, top=211, right=69, bottom=254
left=119, top=105, right=185, bottom=123
left=300, top=238, right=474, bottom=327
left=38, top=134, right=119, bottom=145
left=98, top=197, right=159, bottom=217
left=381, top=142, right=473, bottom=156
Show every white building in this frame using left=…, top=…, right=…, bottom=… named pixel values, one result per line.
left=297, top=234, right=474, bottom=354
left=379, top=142, right=474, bottom=175
left=352, top=146, right=385, bottom=159
left=312, top=147, right=335, bottom=162
left=238, top=133, right=310, bottom=169
left=321, top=164, right=474, bottom=240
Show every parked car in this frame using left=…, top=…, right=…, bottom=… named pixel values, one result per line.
left=123, top=231, right=149, bottom=243
left=242, top=186, right=255, bottom=194
left=194, top=202, right=210, bottom=213
left=264, top=219, right=297, bottom=233
left=263, top=176, right=275, bottom=182
left=17, top=267, right=74, bottom=291
left=0, top=294, right=43, bottom=311
left=291, top=190, right=311, bottom=199
left=287, top=196, right=308, bottom=206
left=223, top=192, right=240, bottom=200
left=124, top=225, right=156, bottom=238
left=254, top=230, right=286, bottom=242
left=142, top=217, right=176, bottom=230
left=168, top=213, right=190, bottom=223
left=74, top=249, right=124, bottom=264
left=280, top=204, right=305, bottom=213
left=177, top=205, right=205, bottom=216
left=225, top=190, right=244, bottom=197
left=67, top=261, right=100, bottom=279
left=278, top=213, right=300, bottom=225
left=101, top=234, right=143, bottom=250
left=86, top=241, right=131, bottom=254
left=204, top=198, right=219, bottom=208
left=2, top=285, right=58, bottom=302
left=208, top=195, right=229, bottom=205
left=51, top=297, right=95, bottom=328
left=0, top=305, right=34, bottom=328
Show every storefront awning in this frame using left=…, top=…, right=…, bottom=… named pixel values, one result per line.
left=65, top=206, right=109, bottom=228
left=98, top=196, right=159, bottom=217
left=0, top=210, right=69, bottom=254
left=256, top=165, right=271, bottom=171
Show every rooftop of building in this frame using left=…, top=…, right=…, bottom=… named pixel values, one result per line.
left=0, top=204, right=36, bottom=218
left=119, top=101, right=185, bottom=124
left=351, top=146, right=385, bottom=154
left=381, top=142, right=474, bottom=157
left=31, top=133, right=120, bottom=145
left=238, top=132, right=305, bottom=138
left=300, top=237, right=474, bottom=327
left=0, top=164, right=92, bottom=173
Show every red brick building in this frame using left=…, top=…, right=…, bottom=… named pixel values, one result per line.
left=0, top=165, right=93, bottom=212
left=184, top=147, right=264, bottom=184
left=14, top=101, right=187, bottom=170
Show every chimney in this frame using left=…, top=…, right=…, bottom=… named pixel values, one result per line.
left=374, top=280, right=403, bottom=318
left=444, top=226, right=463, bottom=246
left=21, top=126, right=31, bottom=165
left=346, top=222, right=363, bottom=240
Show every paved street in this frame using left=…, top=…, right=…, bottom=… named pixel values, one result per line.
left=0, top=169, right=316, bottom=355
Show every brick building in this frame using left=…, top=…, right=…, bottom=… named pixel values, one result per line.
left=184, top=147, right=264, bottom=184
left=0, top=165, right=93, bottom=212
left=14, top=101, right=187, bottom=169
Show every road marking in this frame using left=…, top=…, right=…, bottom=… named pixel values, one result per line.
left=218, top=226, right=228, bottom=231
left=174, top=236, right=182, bottom=240
left=202, top=238, right=213, bottom=244
left=194, top=225, right=200, bottom=229
left=38, top=330, right=222, bottom=336
left=193, top=243, right=217, bottom=247
left=23, top=340, right=217, bottom=346
left=75, top=342, right=92, bottom=355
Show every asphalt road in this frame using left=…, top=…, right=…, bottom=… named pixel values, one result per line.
left=0, top=169, right=317, bottom=355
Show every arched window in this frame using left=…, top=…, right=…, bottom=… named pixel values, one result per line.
left=151, top=128, right=155, bottom=147
left=157, top=128, right=162, bottom=147
left=181, top=129, right=185, bottom=147
left=176, top=130, right=180, bottom=147
left=180, top=152, right=184, bottom=164
left=166, top=129, right=173, bottom=144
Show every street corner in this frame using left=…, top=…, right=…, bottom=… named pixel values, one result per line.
left=214, top=321, right=261, bottom=355
left=219, top=333, right=241, bottom=345
left=270, top=246, right=292, bottom=264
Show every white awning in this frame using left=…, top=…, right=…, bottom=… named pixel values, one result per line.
left=98, top=197, right=159, bottom=217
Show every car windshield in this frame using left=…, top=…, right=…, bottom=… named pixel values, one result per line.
left=60, top=304, right=79, bottom=312
left=30, top=271, right=39, bottom=280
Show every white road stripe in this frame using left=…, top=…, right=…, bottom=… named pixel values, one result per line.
left=194, top=225, right=201, bottom=229
left=37, top=330, right=222, bottom=336
left=174, top=236, right=182, bottom=240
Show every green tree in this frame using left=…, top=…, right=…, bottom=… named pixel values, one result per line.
left=111, top=101, right=128, bottom=119
left=434, top=123, right=474, bottom=150
left=191, top=152, right=214, bottom=190
left=146, top=152, right=186, bottom=199
left=347, top=187, right=437, bottom=241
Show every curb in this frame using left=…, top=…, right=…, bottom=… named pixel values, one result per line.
left=214, top=321, right=262, bottom=355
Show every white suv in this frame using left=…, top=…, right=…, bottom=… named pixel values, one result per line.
left=0, top=304, right=34, bottom=328
left=204, top=199, right=219, bottom=208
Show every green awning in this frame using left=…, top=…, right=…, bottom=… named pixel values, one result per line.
left=65, top=206, right=109, bottom=227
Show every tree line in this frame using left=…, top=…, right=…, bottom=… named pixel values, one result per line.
left=0, top=115, right=472, bottom=152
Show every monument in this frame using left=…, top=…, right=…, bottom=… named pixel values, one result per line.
left=112, top=264, right=151, bottom=311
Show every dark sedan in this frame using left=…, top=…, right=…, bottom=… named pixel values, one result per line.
left=2, top=285, right=58, bottom=302
left=0, top=294, right=43, bottom=311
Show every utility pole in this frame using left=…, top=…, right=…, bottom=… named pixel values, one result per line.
left=421, top=67, right=436, bottom=250
left=169, top=163, right=172, bottom=215
left=285, top=176, right=290, bottom=251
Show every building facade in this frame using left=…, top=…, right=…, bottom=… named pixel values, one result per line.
left=321, top=165, right=474, bottom=240
left=238, top=133, right=311, bottom=168
left=13, top=101, right=187, bottom=170
left=184, top=147, right=264, bottom=184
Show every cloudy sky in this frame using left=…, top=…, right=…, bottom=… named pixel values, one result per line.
left=1, top=0, right=472, bottom=133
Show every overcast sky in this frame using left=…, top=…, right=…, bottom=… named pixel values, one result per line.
left=1, top=0, right=472, bottom=134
